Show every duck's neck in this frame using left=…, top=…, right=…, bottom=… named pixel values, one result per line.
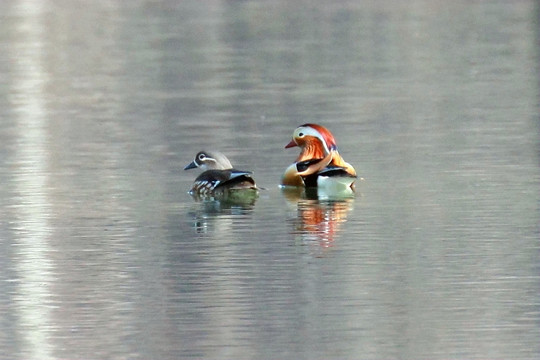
left=296, top=140, right=327, bottom=162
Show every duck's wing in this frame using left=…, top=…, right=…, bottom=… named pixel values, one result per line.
left=225, top=169, right=257, bottom=189
left=191, top=169, right=257, bottom=194
left=295, top=151, right=333, bottom=176
left=295, top=158, right=324, bottom=173
left=317, top=166, right=357, bottom=178
left=228, top=169, right=253, bottom=180
left=301, top=165, right=357, bottom=188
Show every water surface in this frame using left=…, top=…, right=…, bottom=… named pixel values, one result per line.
left=0, top=1, right=539, bottom=359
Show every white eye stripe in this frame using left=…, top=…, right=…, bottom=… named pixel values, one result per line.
left=296, top=127, right=321, bottom=139
left=295, top=127, right=330, bottom=153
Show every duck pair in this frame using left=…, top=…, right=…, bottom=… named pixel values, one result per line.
left=184, top=123, right=357, bottom=195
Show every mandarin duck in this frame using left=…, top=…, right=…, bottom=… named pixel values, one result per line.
left=184, top=150, right=258, bottom=195
left=281, top=123, right=357, bottom=189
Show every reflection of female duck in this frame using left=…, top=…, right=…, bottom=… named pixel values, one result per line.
left=282, top=124, right=357, bottom=190
left=184, top=150, right=258, bottom=195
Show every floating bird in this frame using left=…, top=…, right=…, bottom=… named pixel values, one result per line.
left=281, top=123, right=357, bottom=189
left=184, top=150, right=258, bottom=195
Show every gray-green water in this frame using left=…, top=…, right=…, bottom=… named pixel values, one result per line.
left=1, top=1, right=539, bottom=359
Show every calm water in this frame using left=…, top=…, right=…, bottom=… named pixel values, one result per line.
left=1, top=1, right=539, bottom=359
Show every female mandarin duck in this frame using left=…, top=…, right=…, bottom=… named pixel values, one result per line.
left=281, top=123, right=357, bottom=189
left=184, top=150, right=258, bottom=195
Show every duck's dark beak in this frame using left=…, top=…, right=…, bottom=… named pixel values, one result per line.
left=184, top=161, right=197, bottom=170
left=285, top=139, right=297, bottom=148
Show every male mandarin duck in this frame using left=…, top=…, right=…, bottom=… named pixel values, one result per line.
left=184, top=150, right=258, bottom=195
left=281, top=123, right=357, bottom=189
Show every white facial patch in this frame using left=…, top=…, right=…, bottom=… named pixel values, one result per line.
left=295, top=126, right=330, bottom=153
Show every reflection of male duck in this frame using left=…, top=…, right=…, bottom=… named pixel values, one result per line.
left=283, top=187, right=354, bottom=249
left=282, top=124, right=357, bottom=191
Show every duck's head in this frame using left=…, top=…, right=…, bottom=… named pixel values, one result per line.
left=184, top=150, right=233, bottom=171
left=285, top=123, right=338, bottom=161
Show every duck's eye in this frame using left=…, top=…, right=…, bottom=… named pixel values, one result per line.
left=298, top=132, right=304, bottom=137
left=198, top=154, right=206, bottom=161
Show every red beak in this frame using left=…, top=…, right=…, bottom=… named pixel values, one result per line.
left=285, top=139, right=297, bottom=148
